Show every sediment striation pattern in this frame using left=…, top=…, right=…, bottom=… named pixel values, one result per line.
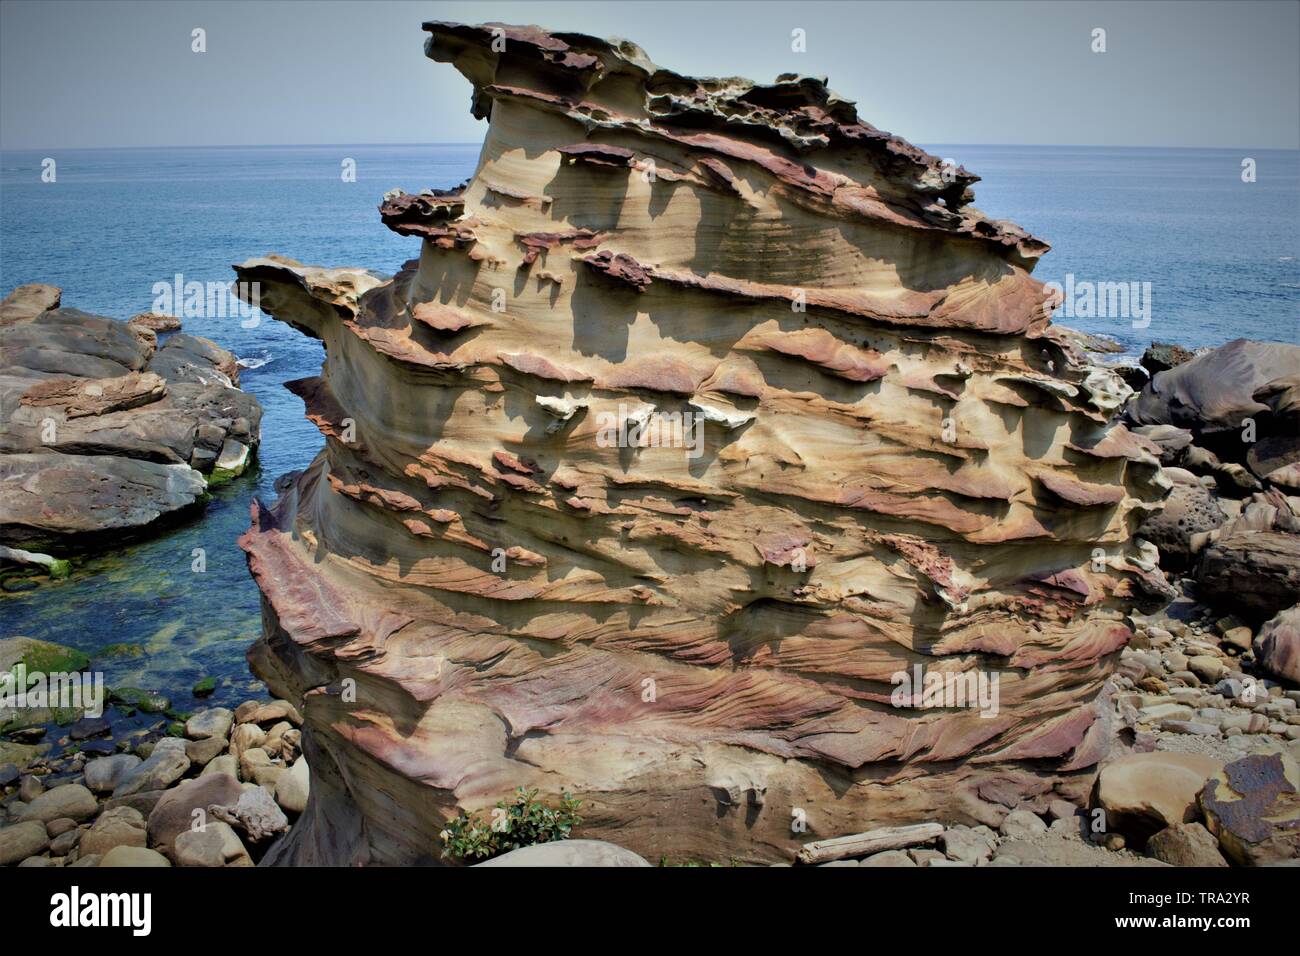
left=237, top=22, right=1170, bottom=864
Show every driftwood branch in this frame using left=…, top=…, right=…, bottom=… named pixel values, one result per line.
left=796, top=823, right=943, bottom=864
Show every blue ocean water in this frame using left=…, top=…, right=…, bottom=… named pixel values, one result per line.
left=0, top=145, right=480, bottom=711
left=0, top=143, right=1297, bottom=713
left=928, top=145, right=1300, bottom=352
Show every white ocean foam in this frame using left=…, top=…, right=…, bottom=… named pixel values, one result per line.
left=237, top=351, right=272, bottom=370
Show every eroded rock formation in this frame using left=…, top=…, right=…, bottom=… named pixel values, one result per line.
left=0, top=285, right=262, bottom=556
left=237, top=22, right=1171, bottom=865
left=1128, top=339, right=1300, bottom=625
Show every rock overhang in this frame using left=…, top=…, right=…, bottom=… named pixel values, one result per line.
left=232, top=21, right=1170, bottom=865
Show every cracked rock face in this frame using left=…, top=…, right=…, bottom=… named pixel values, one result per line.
left=237, top=22, right=1170, bottom=865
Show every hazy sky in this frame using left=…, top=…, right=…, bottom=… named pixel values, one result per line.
left=2, top=0, right=1297, bottom=150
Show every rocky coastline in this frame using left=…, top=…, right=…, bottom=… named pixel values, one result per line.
left=1, top=21, right=1297, bottom=869
left=0, top=284, right=263, bottom=577
left=233, top=22, right=1296, bottom=866
left=0, top=665, right=308, bottom=868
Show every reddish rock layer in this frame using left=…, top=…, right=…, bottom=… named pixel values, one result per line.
left=235, top=22, right=1169, bottom=865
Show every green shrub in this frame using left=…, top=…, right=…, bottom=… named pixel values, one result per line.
left=439, top=787, right=582, bottom=862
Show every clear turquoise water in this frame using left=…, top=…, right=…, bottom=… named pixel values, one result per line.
left=0, top=143, right=1297, bottom=715
left=0, top=145, right=480, bottom=713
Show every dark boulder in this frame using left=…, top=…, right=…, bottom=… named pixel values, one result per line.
left=1140, top=341, right=1194, bottom=376
left=1127, top=339, right=1300, bottom=451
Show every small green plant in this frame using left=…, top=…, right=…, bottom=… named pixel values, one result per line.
left=439, top=787, right=582, bottom=862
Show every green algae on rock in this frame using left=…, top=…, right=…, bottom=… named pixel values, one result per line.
left=108, top=688, right=172, bottom=715
left=94, top=643, right=146, bottom=660
left=0, top=636, right=90, bottom=675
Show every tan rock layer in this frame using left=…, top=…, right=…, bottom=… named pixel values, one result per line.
left=236, top=22, right=1169, bottom=865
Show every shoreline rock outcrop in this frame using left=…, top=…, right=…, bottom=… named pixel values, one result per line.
left=0, top=285, right=262, bottom=563
left=1128, top=337, right=1300, bottom=630
left=235, top=21, right=1172, bottom=865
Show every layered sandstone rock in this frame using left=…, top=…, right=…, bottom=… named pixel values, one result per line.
left=0, top=285, right=262, bottom=555
left=237, top=22, right=1171, bottom=865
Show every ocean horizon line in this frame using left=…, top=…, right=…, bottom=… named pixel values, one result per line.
left=2, top=141, right=1298, bottom=154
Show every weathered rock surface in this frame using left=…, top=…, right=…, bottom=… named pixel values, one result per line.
left=1247, top=375, right=1300, bottom=489
left=1128, top=339, right=1300, bottom=443
left=146, top=772, right=244, bottom=855
left=1140, top=343, right=1195, bottom=377
left=228, top=722, right=266, bottom=760
left=476, top=838, right=651, bottom=867
left=1146, top=822, right=1227, bottom=867
left=0, top=453, right=207, bottom=550
left=1093, top=752, right=1222, bottom=845
left=208, top=785, right=288, bottom=843
left=1197, top=526, right=1300, bottom=622
left=0, top=284, right=62, bottom=323
left=1199, top=752, right=1300, bottom=865
left=98, top=845, right=170, bottom=867
left=185, top=708, right=234, bottom=741
left=235, top=21, right=1172, bottom=865
left=999, top=809, right=1049, bottom=841
left=83, top=754, right=141, bottom=793
left=1136, top=467, right=1224, bottom=571
left=0, top=820, right=49, bottom=865
left=0, top=285, right=262, bottom=553
left=79, top=805, right=148, bottom=857
left=940, top=824, right=998, bottom=864
left=1129, top=424, right=1194, bottom=465
left=990, top=828, right=1166, bottom=867
left=128, top=311, right=183, bottom=335
left=1254, top=605, right=1300, bottom=685
left=1121, top=339, right=1300, bottom=626
left=184, top=736, right=227, bottom=767
left=0, top=688, right=316, bottom=868
left=173, top=820, right=253, bottom=867
left=201, top=754, right=239, bottom=779
left=18, top=783, right=97, bottom=824
left=112, top=737, right=190, bottom=797
left=274, top=756, right=310, bottom=814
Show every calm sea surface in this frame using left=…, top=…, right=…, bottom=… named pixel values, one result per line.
left=1, top=143, right=1297, bottom=712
